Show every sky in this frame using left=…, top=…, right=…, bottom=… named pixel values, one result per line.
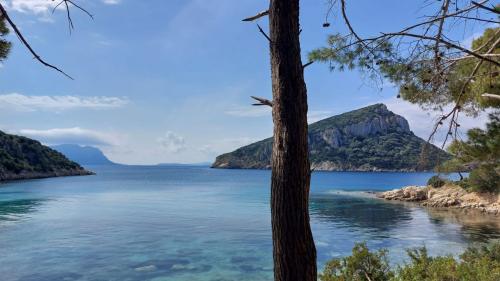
left=0, top=0, right=493, bottom=165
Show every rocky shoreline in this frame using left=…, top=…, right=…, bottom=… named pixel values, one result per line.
left=376, top=185, right=500, bottom=215
left=0, top=169, right=94, bottom=182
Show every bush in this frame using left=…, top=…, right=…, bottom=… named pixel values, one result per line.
left=468, top=165, right=500, bottom=193
left=319, top=242, right=500, bottom=281
left=319, top=242, right=393, bottom=281
left=396, top=247, right=458, bottom=281
left=427, top=175, right=446, bottom=188
left=455, top=178, right=471, bottom=190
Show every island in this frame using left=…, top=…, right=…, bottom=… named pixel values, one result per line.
left=51, top=144, right=116, bottom=166
left=212, top=104, right=450, bottom=171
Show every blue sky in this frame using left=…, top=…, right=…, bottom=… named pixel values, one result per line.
left=0, top=0, right=492, bottom=164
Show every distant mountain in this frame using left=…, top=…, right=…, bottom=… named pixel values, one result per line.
left=212, top=104, right=450, bottom=172
left=51, top=144, right=115, bottom=166
left=157, top=162, right=211, bottom=167
left=0, top=131, right=92, bottom=181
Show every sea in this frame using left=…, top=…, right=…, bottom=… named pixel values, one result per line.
left=0, top=165, right=499, bottom=281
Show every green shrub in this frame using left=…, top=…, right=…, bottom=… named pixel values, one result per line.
left=455, top=178, right=471, bottom=190
left=319, top=242, right=393, bottom=281
left=427, top=175, right=446, bottom=188
left=468, top=165, right=500, bottom=193
left=319, top=242, right=500, bottom=281
left=396, top=247, right=458, bottom=281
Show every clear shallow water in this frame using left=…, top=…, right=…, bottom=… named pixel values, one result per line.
left=0, top=166, right=498, bottom=281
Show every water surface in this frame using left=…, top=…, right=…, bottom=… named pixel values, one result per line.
left=0, top=165, right=498, bottom=281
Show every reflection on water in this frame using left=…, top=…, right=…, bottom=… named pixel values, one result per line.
left=425, top=207, right=500, bottom=243
left=0, top=166, right=498, bottom=281
left=0, top=199, right=47, bottom=222
left=310, top=193, right=413, bottom=232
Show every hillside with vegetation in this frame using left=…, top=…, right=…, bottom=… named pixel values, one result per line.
left=0, top=131, right=92, bottom=181
left=212, top=104, right=450, bottom=171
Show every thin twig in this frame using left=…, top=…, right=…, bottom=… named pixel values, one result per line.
left=472, top=1, right=500, bottom=14
left=257, top=24, right=271, bottom=42
left=303, top=61, right=314, bottom=68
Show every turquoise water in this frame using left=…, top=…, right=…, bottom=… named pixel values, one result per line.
left=0, top=165, right=499, bottom=281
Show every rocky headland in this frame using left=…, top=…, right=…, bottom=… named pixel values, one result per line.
left=377, top=184, right=500, bottom=215
left=0, top=130, right=93, bottom=182
left=212, top=104, right=450, bottom=171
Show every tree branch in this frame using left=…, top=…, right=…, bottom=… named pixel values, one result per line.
left=251, top=96, right=273, bottom=107
left=242, top=10, right=269, bottom=22
left=382, top=32, right=500, bottom=67
left=257, top=24, right=271, bottom=42
left=0, top=3, right=73, bottom=79
left=303, top=61, right=314, bottom=68
left=472, top=1, right=500, bottom=14
left=482, top=93, right=500, bottom=100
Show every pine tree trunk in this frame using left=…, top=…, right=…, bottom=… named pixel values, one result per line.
left=268, top=1, right=317, bottom=280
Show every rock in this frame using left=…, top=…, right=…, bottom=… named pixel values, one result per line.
left=377, top=186, right=427, bottom=201
left=377, top=184, right=499, bottom=215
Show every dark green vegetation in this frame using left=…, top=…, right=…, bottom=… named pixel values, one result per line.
left=0, top=131, right=92, bottom=181
left=0, top=17, right=10, bottom=62
left=320, top=242, right=500, bottom=281
left=213, top=104, right=450, bottom=171
left=51, top=144, right=115, bottom=165
left=440, top=113, right=500, bottom=193
left=427, top=175, right=446, bottom=188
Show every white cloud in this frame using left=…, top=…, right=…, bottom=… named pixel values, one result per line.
left=383, top=98, right=490, bottom=146
left=0, top=93, right=128, bottom=111
left=3, top=0, right=121, bottom=15
left=461, top=24, right=496, bottom=49
left=6, top=0, right=57, bottom=14
left=102, top=0, right=121, bottom=4
left=18, top=127, right=120, bottom=146
left=308, top=110, right=333, bottom=123
left=198, top=137, right=258, bottom=156
left=157, top=131, right=186, bottom=153
left=225, top=105, right=333, bottom=123
left=225, top=105, right=271, bottom=117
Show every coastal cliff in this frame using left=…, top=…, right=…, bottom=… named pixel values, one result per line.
left=212, top=104, right=450, bottom=171
left=0, top=131, right=93, bottom=182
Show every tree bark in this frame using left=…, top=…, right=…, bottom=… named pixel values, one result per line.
left=268, top=1, right=317, bottom=281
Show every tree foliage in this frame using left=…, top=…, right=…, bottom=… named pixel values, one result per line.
left=320, top=242, right=500, bottom=281
left=310, top=26, right=499, bottom=115
left=0, top=17, right=11, bottom=62
left=441, top=112, right=499, bottom=192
